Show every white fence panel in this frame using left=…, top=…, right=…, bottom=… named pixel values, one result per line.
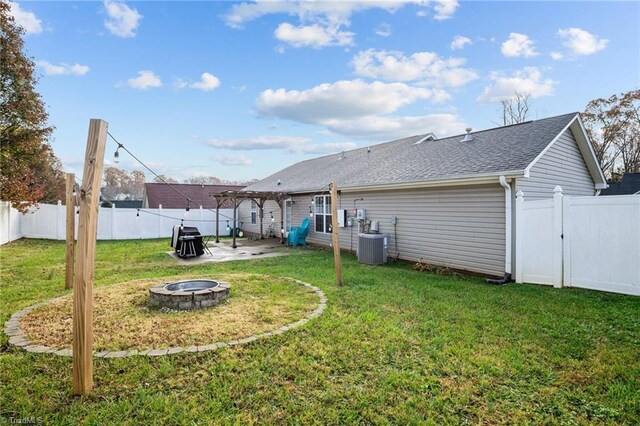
left=564, top=195, right=640, bottom=296
left=0, top=202, right=24, bottom=244
left=20, top=203, right=60, bottom=240
left=521, top=199, right=555, bottom=285
left=0, top=201, right=235, bottom=243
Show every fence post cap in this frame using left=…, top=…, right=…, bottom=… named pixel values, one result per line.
left=57, top=200, right=62, bottom=205
left=515, top=190, right=524, bottom=198
left=553, top=185, right=563, bottom=194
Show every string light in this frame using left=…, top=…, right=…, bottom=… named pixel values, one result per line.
left=106, top=131, right=238, bottom=222
left=113, top=144, right=122, bottom=163
left=270, top=212, right=275, bottom=222
left=136, top=209, right=140, bottom=219
left=309, top=207, right=313, bottom=217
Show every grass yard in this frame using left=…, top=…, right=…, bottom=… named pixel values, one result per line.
left=1, top=238, right=639, bottom=425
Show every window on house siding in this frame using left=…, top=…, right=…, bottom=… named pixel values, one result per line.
left=285, top=199, right=292, bottom=232
left=314, top=195, right=332, bottom=233
left=250, top=201, right=257, bottom=225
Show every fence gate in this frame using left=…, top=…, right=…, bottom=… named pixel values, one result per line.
left=516, top=188, right=640, bottom=296
left=563, top=195, right=640, bottom=295
left=519, top=198, right=556, bottom=286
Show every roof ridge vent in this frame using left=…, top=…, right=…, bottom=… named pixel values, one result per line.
left=414, top=133, right=438, bottom=144
left=460, top=127, right=474, bottom=142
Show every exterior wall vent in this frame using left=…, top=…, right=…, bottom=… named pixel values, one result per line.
left=357, top=233, right=388, bottom=265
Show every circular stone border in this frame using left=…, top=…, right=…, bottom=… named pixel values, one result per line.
left=4, top=277, right=326, bottom=358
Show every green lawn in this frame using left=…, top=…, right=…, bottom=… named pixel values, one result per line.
left=1, top=238, right=639, bottom=425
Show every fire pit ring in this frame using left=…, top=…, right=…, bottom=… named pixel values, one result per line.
left=149, top=279, right=230, bottom=310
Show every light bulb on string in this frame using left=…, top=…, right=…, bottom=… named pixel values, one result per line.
left=113, top=148, right=120, bottom=164
left=136, top=209, right=140, bottom=219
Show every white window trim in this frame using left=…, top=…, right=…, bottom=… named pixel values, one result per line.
left=314, top=195, right=332, bottom=234
left=250, top=200, right=257, bottom=225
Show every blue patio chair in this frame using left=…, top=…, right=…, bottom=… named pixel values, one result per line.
left=287, top=217, right=310, bottom=247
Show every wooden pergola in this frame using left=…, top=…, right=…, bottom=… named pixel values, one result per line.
left=210, top=190, right=291, bottom=248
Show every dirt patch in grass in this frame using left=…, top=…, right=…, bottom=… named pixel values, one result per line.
left=20, top=274, right=319, bottom=350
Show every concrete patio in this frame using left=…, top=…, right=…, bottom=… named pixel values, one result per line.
left=167, top=237, right=289, bottom=264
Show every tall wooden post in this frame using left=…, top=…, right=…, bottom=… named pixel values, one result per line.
left=72, top=119, right=108, bottom=396
left=330, top=182, right=343, bottom=286
left=65, top=174, right=76, bottom=289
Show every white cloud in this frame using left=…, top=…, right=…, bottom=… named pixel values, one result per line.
left=256, top=79, right=441, bottom=124
left=477, top=67, right=555, bottom=103
left=8, top=1, right=43, bottom=35
left=375, top=23, right=392, bottom=37
left=274, top=22, right=354, bottom=48
left=550, top=51, right=564, bottom=61
left=126, top=70, right=162, bottom=89
left=323, top=113, right=467, bottom=140
left=224, top=1, right=458, bottom=49
left=206, top=135, right=356, bottom=155
left=104, top=0, right=142, bottom=38
left=255, top=78, right=465, bottom=140
left=36, top=60, right=89, bottom=76
left=432, top=0, right=458, bottom=20
left=351, top=49, right=478, bottom=88
left=218, top=154, right=253, bottom=166
left=557, top=27, right=608, bottom=56
left=450, top=35, right=472, bottom=50
left=224, top=1, right=457, bottom=28
left=174, top=73, right=221, bottom=91
left=501, top=33, right=538, bottom=58
left=191, top=73, right=221, bottom=91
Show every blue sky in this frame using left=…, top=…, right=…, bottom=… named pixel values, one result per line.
left=9, top=0, right=640, bottom=182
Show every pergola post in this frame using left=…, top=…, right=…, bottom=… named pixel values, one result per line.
left=279, top=196, right=285, bottom=245
left=208, top=190, right=291, bottom=247
left=258, top=199, right=265, bottom=239
left=215, top=197, right=220, bottom=243
left=231, top=196, right=237, bottom=249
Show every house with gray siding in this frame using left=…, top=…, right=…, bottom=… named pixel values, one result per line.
left=238, top=113, right=607, bottom=278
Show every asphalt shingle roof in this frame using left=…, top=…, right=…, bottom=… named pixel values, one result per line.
left=246, top=113, right=578, bottom=193
left=144, top=183, right=245, bottom=209
left=601, top=173, right=640, bottom=195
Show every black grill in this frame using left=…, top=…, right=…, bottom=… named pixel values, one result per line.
left=171, top=226, right=204, bottom=258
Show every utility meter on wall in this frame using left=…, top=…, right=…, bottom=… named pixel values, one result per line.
left=356, top=209, right=366, bottom=220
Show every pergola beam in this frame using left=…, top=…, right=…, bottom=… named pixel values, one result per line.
left=210, top=190, right=291, bottom=247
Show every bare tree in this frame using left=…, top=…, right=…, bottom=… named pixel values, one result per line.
left=500, top=91, right=532, bottom=126
left=583, top=89, right=640, bottom=179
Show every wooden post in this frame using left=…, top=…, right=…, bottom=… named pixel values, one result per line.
left=215, top=201, right=220, bottom=243
left=231, top=197, right=237, bottom=249
left=330, top=182, right=343, bottom=286
left=278, top=197, right=285, bottom=245
left=72, top=119, right=108, bottom=396
left=258, top=199, right=265, bottom=239
left=65, top=174, right=76, bottom=289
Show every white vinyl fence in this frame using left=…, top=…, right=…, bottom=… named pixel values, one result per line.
left=516, top=188, right=640, bottom=296
left=0, top=201, right=235, bottom=244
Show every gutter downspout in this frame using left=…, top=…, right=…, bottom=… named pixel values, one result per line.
left=486, top=176, right=512, bottom=285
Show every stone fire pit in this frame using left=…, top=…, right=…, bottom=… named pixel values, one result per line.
left=149, top=279, right=230, bottom=310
